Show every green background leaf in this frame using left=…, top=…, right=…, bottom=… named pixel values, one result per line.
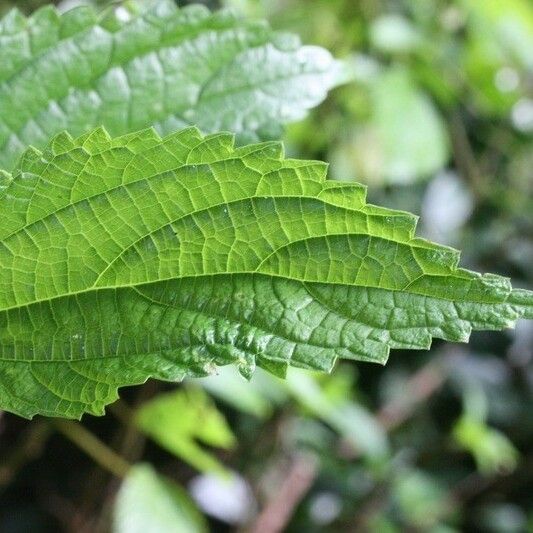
left=136, top=388, right=235, bottom=475
left=0, top=0, right=346, bottom=170
left=330, top=67, right=449, bottom=185
left=113, top=464, right=207, bottom=533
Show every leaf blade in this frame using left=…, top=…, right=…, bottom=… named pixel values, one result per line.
left=0, top=2, right=346, bottom=170
left=0, top=127, right=531, bottom=419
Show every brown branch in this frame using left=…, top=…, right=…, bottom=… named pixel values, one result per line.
left=350, top=483, right=390, bottom=533
left=249, top=454, right=318, bottom=533
left=249, top=359, right=447, bottom=531
left=377, top=360, right=447, bottom=431
left=448, top=110, right=486, bottom=199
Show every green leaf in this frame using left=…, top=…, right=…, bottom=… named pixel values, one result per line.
left=114, top=464, right=207, bottom=533
left=0, top=126, right=531, bottom=419
left=284, top=368, right=389, bottom=458
left=369, top=15, right=421, bottom=54
left=0, top=0, right=347, bottom=170
left=331, top=67, right=449, bottom=184
left=199, top=365, right=282, bottom=419
left=453, top=414, right=519, bottom=475
left=394, top=469, right=450, bottom=529
left=136, top=387, right=235, bottom=474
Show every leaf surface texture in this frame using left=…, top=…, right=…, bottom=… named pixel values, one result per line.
left=0, top=127, right=531, bottom=418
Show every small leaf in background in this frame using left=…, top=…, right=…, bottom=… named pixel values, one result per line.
left=198, top=365, right=287, bottom=419
left=136, top=388, right=235, bottom=475
left=453, top=415, right=518, bottom=475
left=451, top=383, right=518, bottom=475
left=394, top=470, right=450, bottom=530
left=331, top=66, right=449, bottom=184
left=284, top=369, right=389, bottom=460
left=113, top=464, right=207, bottom=533
left=369, top=14, right=421, bottom=54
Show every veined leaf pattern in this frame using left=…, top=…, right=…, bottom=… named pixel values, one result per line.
left=0, top=127, right=530, bottom=418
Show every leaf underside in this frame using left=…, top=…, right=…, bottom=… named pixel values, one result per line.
left=0, top=126, right=531, bottom=419
left=0, top=0, right=346, bottom=170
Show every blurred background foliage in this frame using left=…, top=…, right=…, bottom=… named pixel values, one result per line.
left=0, top=0, right=532, bottom=532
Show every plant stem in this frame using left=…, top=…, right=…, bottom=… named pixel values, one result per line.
left=449, top=110, right=486, bottom=199
left=0, top=420, right=51, bottom=489
left=377, top=359, right=446, bottom=430
left=53, top=420, right=131, bottom=479
left=249, top=453, right=318, bottom=533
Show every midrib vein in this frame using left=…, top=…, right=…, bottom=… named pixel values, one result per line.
left=0, top=270, right=504, bottom=315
